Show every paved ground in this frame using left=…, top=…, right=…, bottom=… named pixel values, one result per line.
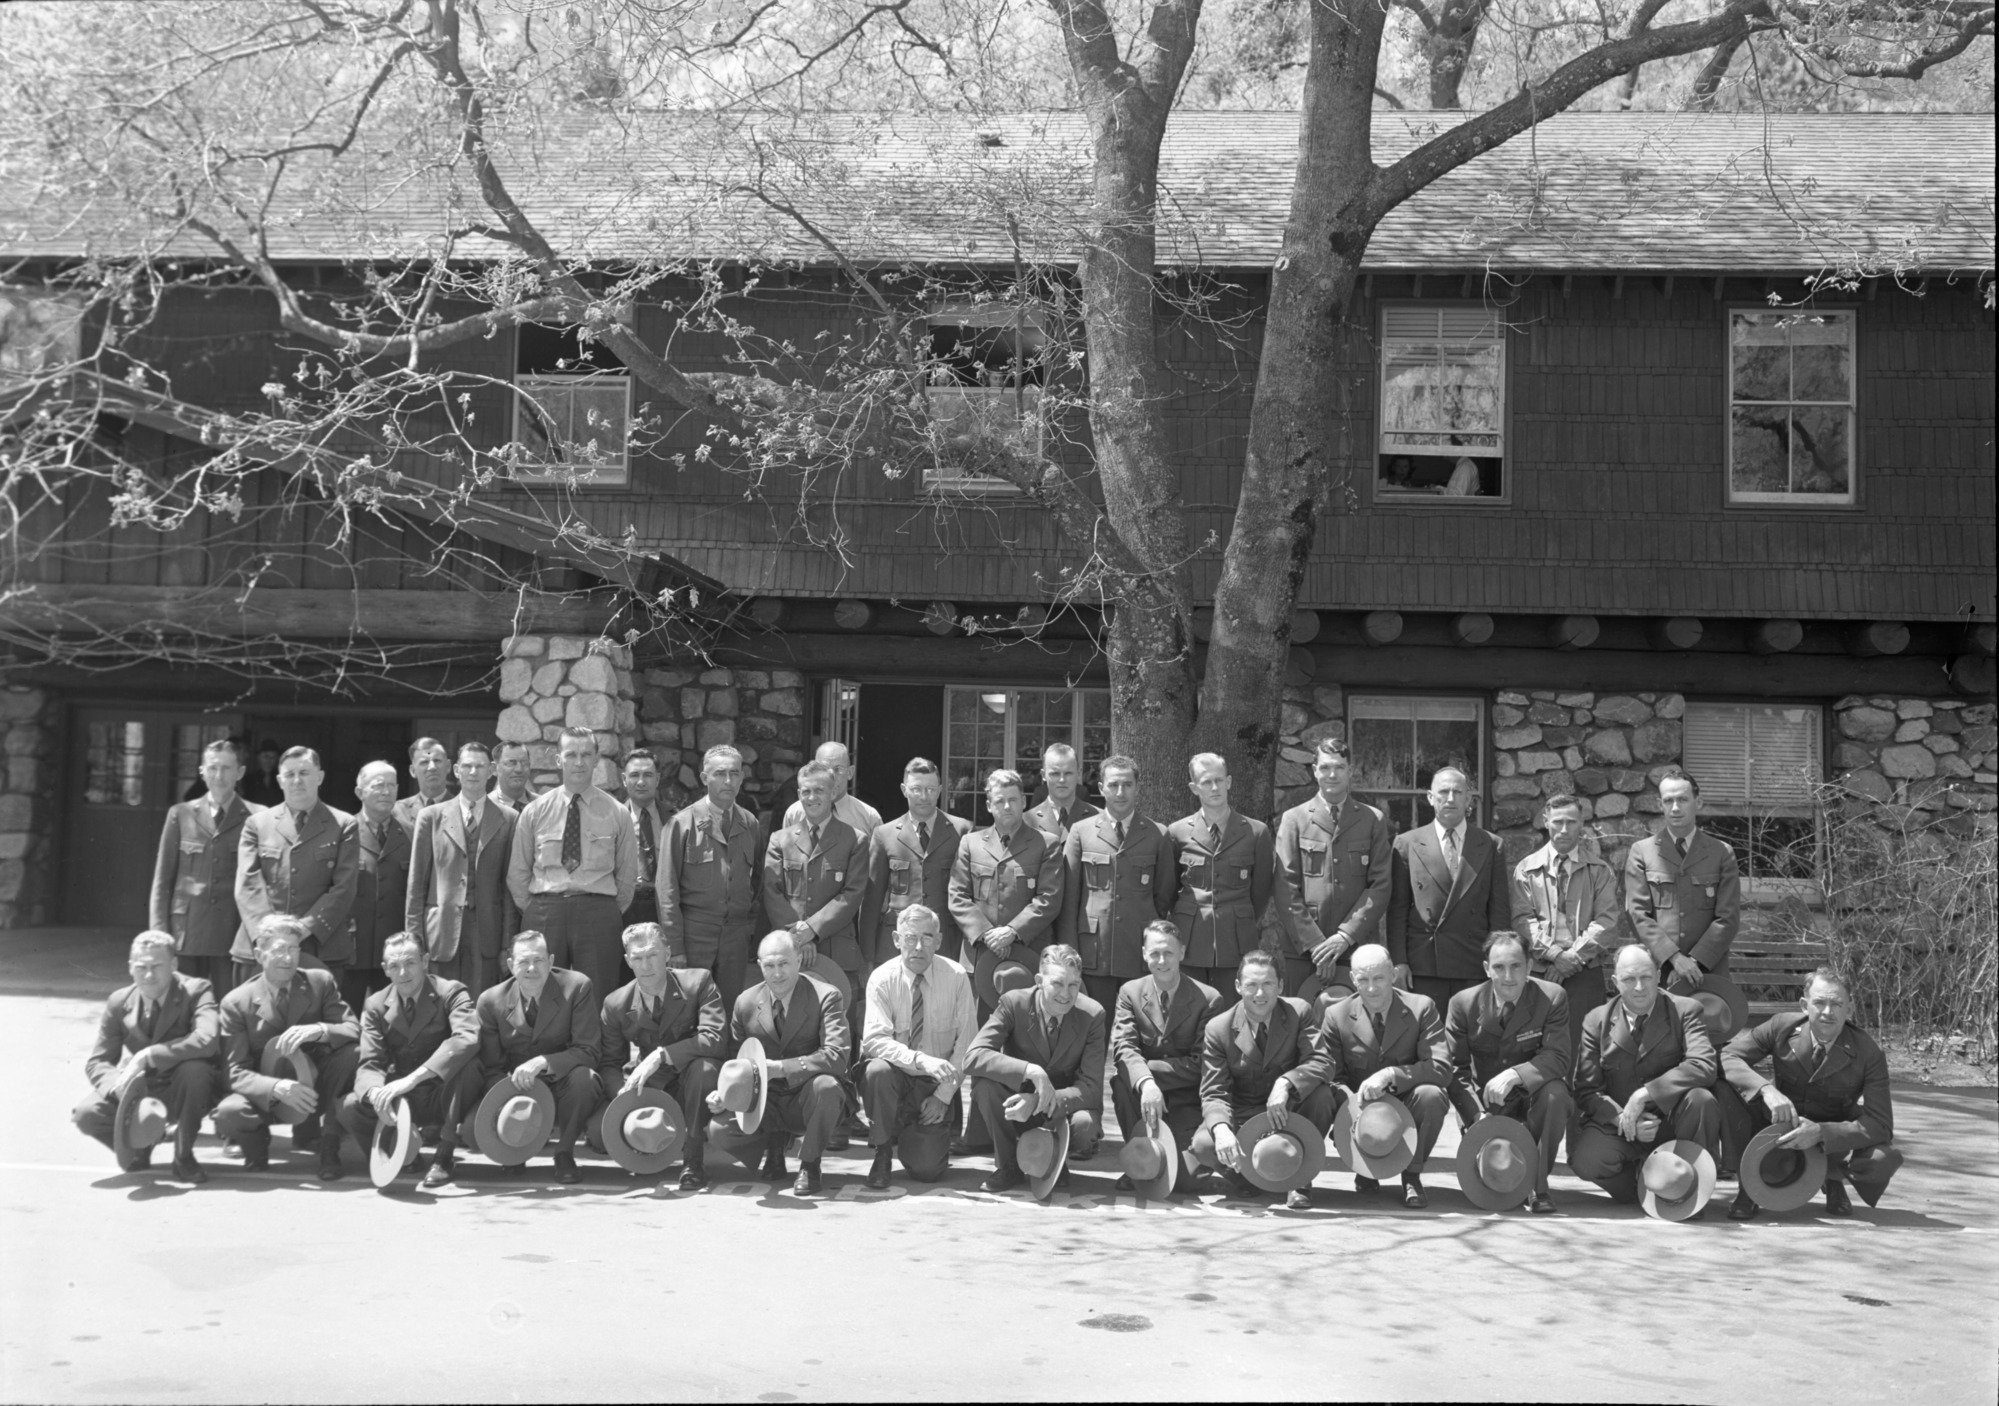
left=2, top=928, right=1995, bottom=1404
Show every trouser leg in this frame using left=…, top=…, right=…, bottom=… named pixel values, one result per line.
left=1292, top=1084, right=1337, bottom=1140
left=164, top=1061, right=214, bottom=1158
left=1523, top=1081, right=1572, bottom=1194
left=863, top=1060, right=918, bottom=1147
left=1082, top=974, right=1121, bottom=1011
left=1714, top=1080, right=1764, bottom=1176
left=1842, top=1144, right=1905, bottom=1206
left=211, top=1093, right=272, bottom=1156
left=550, top=1066, right=604, bottom=1152
left=657, top=1058, right=719, bottom=1161
left=1671, top=1087, right=1721, bottom=1160
left=970, top=1076, right=1021, bottom=1175
left=71, top=1084, right=119, bottom=1151
left=794, top=1075, right=842, bottom=1162
left=1406, top=1085, right=1450, bottom=1171
left=1562, top=968, right=1607, bottom=1053
left=1568, top=1123, right=1643, bottom=1202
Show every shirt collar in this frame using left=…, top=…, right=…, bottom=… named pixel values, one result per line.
left=1434, top=818, right=1463, bottom=844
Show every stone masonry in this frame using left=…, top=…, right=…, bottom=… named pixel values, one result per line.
left=1832, top=696, right=1997, bottom=838
left=496, top=634, right=637, bottom=792
left=634, top=665, right=809, bottom=815
left=1488, top=690, right=1686, bottom=875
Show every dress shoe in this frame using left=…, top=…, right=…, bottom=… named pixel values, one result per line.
left=420, top=1153, right=457, bottom=1190
left=1529, top=1191, right=1557, bottom=1215
left=792, top=1160, right=824, bottom=1196
left=500, top=1161, right=528, bottom=1179
left=1401, top=1177, right=1428, bottom=1210
left=1285, top=1188, right=1313, bottom=1210
left=1114, top=1174, right=1136, bottom=1192
left=980, top=1167, right=1025, bottom=1194
left=241, top=1150, right=270, bottom=1172
left=553, top=1152, right=582, bottom=1184
left=864, top=1147, right=894, bottom=1191
left=169, top=1155, right=208, bottom=1185
left=1728, top=1191, right=1762, bottom=1222
left=1354, top=1174, right=1379, bottom=1195
left=1685, top=1206, right=1707, bottom=1222
left=677, top=1165, right=709, bottom=1192
left=825, top=1131, right=850, bottom=1151
left=759, top=1147, right=789, bottom=1183
left=317, top=1156, right=344, bottom=1182
left=1824, top=1179, right=1854, bottom=1217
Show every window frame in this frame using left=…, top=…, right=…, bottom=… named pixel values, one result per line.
left=508, top=323, right=633, bottom=487
left=1681, top=699, right=1827, bottom=882
left=939, top=684, right=1111, bottom=825
left=1370, top=301, right=1513, bottom=509
left=1345, top=692, right=1488, bottom=830
left=921, top=302, right=1054, bottom=498
left=1724, top=305, right=1860, bottom=510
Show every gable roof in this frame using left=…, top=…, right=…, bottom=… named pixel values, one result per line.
left=4, top=111, right=1991, bottom=276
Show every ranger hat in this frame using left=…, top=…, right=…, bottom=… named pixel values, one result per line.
left=368, top=1096, right=418, bottom=1189
left=1334, top=1097, right=1418, bottom=1181
left=601, top=1087, right=688, bottom=1175
left=1739, top=1125, right=1829, bottom=1213
left=1016, top=1119, right=1072, bottom=1201
left=1454, top=1115, right=1537, bottom=1212
left=714, top=1037, right=771, bottom=1135
left=112, top=1080, right=170, bottom=1171
left=472, top=1080, right=556, bottom=1166
left=1237, top=1110, right=1327, bottom=1194
left=1640, top=1139, right=1718, bottom=1222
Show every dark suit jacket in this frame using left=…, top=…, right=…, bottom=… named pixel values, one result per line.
left=1198, top=996, right=1331, bottom=1129
left=1387, top=822, right=1511, bottom=979
left=1111, top=973, right=1221, bottom=1099
left=1060, top=811, right=1177, bottom=979
left=762, top=816, right=870, bottom=972
left=1444, top=978, right=1572, bottom=1107
left=1275, top=794, right=1394, bottom=961
left=476, top=968, right=601, bottom=1081
left=350, top=811, right=412, bottom=971
left=1574, top=992, right=1717, bottom=1131
left=353, top=974, right=479, bottom=1093
left=1167, top=810, right=1276, bottom=970
left=1625, top=828, right=1742, bottom=976
left=728, top=974, right=850, bottom=1090
left=600, top=970, right=727, bottom=1078
left=150, top=796, right=259, bottom=957
left=406, top=797, right=519, bottom=966
left=1317, top=988, right=1449, bottom=1095
left=85, top=974, right=219, bottom=1090
left=233, top=801, right=362, bottom=963
left=1723, top=1012, right=1893, bottom=1157
left=219, top=968, right=358, bottom=1100
left=860, top=811, right=971, bottom=964
left=964, top=987, right=1108, bottom=1121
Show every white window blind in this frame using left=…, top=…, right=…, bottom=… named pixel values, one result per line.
left=1683, top=703, right=1823, bottom=805
left=1379, top=306, right=1505, bottom=457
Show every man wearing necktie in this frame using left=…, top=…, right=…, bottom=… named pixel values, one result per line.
left=781, top=740, right=885, bottom=838
left=1387, top=766, right=1510, bottom=1010
left=763, top=761, right=870, bottom=999
left=390, top=736, right=454, bottom=837
left=858, top=904, right=980, bottom=1189
left=861, top=757, right=970, bottom=964
left=232, top=745, right=361, bottom=989
left=1275, top=737, right=1394, bottom=999
left=1444, top=932, right=1573, bottom=1214
left=1624, top=767, right=1742, bottom=994
left=1060, top=755, right=1178, bottom=1010
left=150, top=737, right=260, bottom=993
left=1111, top=920, right=1222, bottom=1192
left=1166, top=754, right=1275, bottom=997
left=964, top=944, right=1108, bottom=1194
left=345, top=760, right=412, bottom=1011
left=1024, top=742, right=1100, bottom=843
left=334, top=931, right=483, bottom=1189
left=657, top=744, right=764, bottom=1015
left=1314, top=944, right=1451, bottom=1208
left=490, top=740, right=540, bottom=809
left=73, top=931, right=220, bottom=1184
left=1510, top=793, right=1623, bottom=1049
left=620, top=749, right=670, bottom=940
left=475, top=929, right=605, bottom=1184
left=598, top=923, right=727, bottom=1190
left=408, top=741, right=520, bottom=998
left=506, top=727, right=639, bottom=1005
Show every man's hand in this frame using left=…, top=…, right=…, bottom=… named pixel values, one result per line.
left=273, top=1078, right=317, bottom=1119
left=789, top=924, right=818, bottom=966
left=111, top=1049, right=154, bottom=1093
left=510, top=1055, right=548, bottom=1091
left=1617, top=1088, right=1652, bottom=1141
left=1309, top=934, right=1349, bottom=973
left=1213, top=1124, right=1243, bottom=1172
left=1634, top=1114, right=1661, bottom=1143
left=667, top=950, right=688, bottom=971
left=1761, top=1084, right=1798, bottom=1130
left=1482, top=1069, right=1520, bottom=1109
left=704, top=1090, right=725, bottom=1114
left=984, top=925, right=1016, bottom=954
left=916, top=1095, right=951, bottom=1126
left=1357, top=1068, right=1397, bottom=1105
left=1667, top=953, right=1702, bottom=987
left=1264, top=1079, right=1292, bottom=1131
left=1139, top=1080, right=1167, bottom=1131
left=922, top=1056, right=958, bottom=1085
left=1024, top=1065, right=1056, bottom=1117
left=1775, top=1117, right=1823, bottom=1150
left=622, top=1048, right=665, bottom=1097
left=1393, top=964, right=1412, bottom=990
left=366, top=1074, right=420, bottom=1116
left=271, top=1023, right=322, bottom=1057
left=1002, top=1091, right=1036, bottom=1123
left=1544, top=952, right=1576, bottom=984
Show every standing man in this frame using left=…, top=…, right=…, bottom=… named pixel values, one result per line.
left=860, top=758, right=969, bottom=965
left=1274, top=737, right=1393, bottom=999
left=507, top=726, right=638, bottom=1002
left=73, top=931, right=219, bottom=1183
left=333, top=931, right=483, bottom=1190
left=392, top=736, right=454, bottom=837
left=1026, top=743, right=1099, bottom=841
left=1387, top=766, right=1510, bottom=1009
left=233, top=746, right=361, bottom=989
left=1569, top=946, right=1722, bottom=1209
left=346, top=760, right=411, bottom=1011
left=214, top=916, right=359, bottom=1180
left=782, top=740, right=883, bottom=838
left=491, top=740, right=539, bottom=808
left=1060, top=755, right=1176, bottom=1010
left=475, top=929, right=605, bottom=1184
left=1166, top=753, right=1275, bottom=996
left=599, top=923, right=726, bottom=1190
left=657, top=744, right=762, bottom=1015
left=620, top=749, right=670, bottom=934
left=964, top=944, right=1108, bottom=1193
left=1625, top=767, right=1742, bottom=992
left=950, top=769, right=1065, bottom=1011
left=1316, top=943, right=1452, bottom=1208
left=407, top=740, right=518, bottom=996
left=150, top=738, right=259, bottom=992
left=1511, top=793, right=1622, bottom=1050
left=858, top=905, right=980, bottom=1189
left=1110, top=920, right=1221, bottom=1191
left=1444, top=932, right=1573, bottom=1214
left=763, top=760, right=870, bottom=998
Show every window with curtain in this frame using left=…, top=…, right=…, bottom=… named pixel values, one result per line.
left=1378, top=305, right=1506, bottom=502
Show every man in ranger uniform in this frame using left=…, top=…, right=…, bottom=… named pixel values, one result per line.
left=763, top=760, right=870, bottom=1000
left=150, top=737, right=259, bottom=992
left=1025, top=743, right=1099, bottom=842
left=1166, top=754, right=1274, bottom=998
left=657, top=744, right=763, bottom=1014
left=1511, top=793, right=1622, bottom=1048
left=781, top=740, right=883, bottom=838
left=1625, top=767, right=1742, bottom=993
left=234, top=746, right=361, bottom=989
left=860, top=758, right=970, bottom=964
left=949, top=769, right=1065, bottom=1014
left=1059, top=754, right=1175, bottom=1010
left=1274, top=737, right=1392, bottom=1000
left=506, top=727, right=638, bottom=1003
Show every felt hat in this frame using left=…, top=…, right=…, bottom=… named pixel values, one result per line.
left=472, top=1080, right=556, bottom=1166
left=1016, top=1119, right=1072, bottom=1201
left=896, top=1123, right=951, bottom=1183
left=1740, top=1125, right=1829, bottom=1214
left=258, top=1041, right=316, bottom=1092
left=1454, top=1115, right=1538, bottom=1212
left=1640, top=1139, right=1718, bottom=1222
left=1668, top=971, right=1751, bottom=1041
left=742, top=955, right=853, bottom=1013
left=1117, top=1118, right=1181, bottom=1199
left=1296, top=974, right=1355, bottom=1014
left=601, top=1088, right=688, bottom=1175
left=973, top=947, right=1037, bottom=1009
left=368, top=1096, right=418, bottom=1189
left=112, top=1079, right=170, bottom=1171
left=1237, top=1110, right=1327, bottom=1194
left=1334, top=1097, right=1418, bottom=1181
left=714, top=1036, right=770, bottom=1136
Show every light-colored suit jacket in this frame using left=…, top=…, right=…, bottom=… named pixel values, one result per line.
left=406, top=797, right=518, bottom=965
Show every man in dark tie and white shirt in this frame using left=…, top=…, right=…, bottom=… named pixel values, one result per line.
left=858, top=904, right=980, bottom=1188
left=620, top=749, right=671, bottom=935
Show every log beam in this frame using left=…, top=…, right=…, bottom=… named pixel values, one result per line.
left=1289, top=610, right=1322, bottom=645
left=1362, top=611, right=1404, bottom=647
left=1449, top=613, right=1494, bottom=647
left=833, top=599, right=874, bottom=631
left=1845, top=621, right=1910, bottom=658
left=1750, top=619, right=1805, bottom=655
left=1651, top=617, right=1704, bottom=651
left=1551, top=615, right=1599, bottom=651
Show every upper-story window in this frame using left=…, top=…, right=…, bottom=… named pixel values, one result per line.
left=511, top=322, right=630, bottom=486
left=923, top=304, right=1047, bottom=495
left=1728, top=309, right=1855, bottom=506
left=1377, top=305, right=1506, bottom=503
left=1, top=285, right=86, bottom=409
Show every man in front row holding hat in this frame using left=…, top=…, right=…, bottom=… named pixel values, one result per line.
left=1569, top=946, right=1722, bottom=1212
left=214, top=915, right=360, bottom=1180
left=335, top=931, right=483, bottom=1188
left=1111, top=920, right=1221, bottom=1194
left=859, top=904, right=980, bottom=1189
left=74, top=931, right=220, bottom=1183
left=1192, top=949, right=1336, bottom=1209
left=1444, top=932, right=1572, bottom=1214
left=1718, top=969, right=1902, bottom=1219
left=1316, top=943, right=1451, bottom=1208
left=708, top=930, right=850, bottom=1195
left=964, top=944, right=1107, bottom=1194
left=476, top=929, right=604, bottom=1184
left=599, top=922, right=726, bottom=1190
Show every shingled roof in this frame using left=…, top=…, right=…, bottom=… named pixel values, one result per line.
left=4, top=110, right=1992, bottom=275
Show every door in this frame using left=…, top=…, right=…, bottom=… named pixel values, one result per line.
left=61, top=709, right=241, bottom=926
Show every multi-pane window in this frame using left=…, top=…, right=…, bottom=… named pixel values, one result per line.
left=169, top=723, right=237, bottom=801
left=1728, top=309, right=1855, bottom=505
left=1378, top=306, right=1505, bottom=501
left=512, top=323, right=630, bottom=485
left=924, top=304, right=1048, bottom=494
left=0, top=285, right=85, bottom=392
left=1347, top=695, right=1485, bottom=831
left=941, top=685, right=1110, bottom=824
left=1683, top=702, right=1824, bottom=879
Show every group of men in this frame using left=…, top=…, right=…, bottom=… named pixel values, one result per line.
left=84, top=727, right=1901, bottom=1220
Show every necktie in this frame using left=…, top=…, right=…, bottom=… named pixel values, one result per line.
left=139, top=999, right=157, bottom=1037
left=1254, top=1020, right=1269, bottom=1055
left=464, top=806, right=481, bottom=872
left=640, top=991, right=656, bottom=1024
left=523, top=996, right=539, bottom=1027
left=908, top=974, right=926, bottom=1050
left=1207, top=821, right=1221, bottom=851
left=561, top=793, right=582, bottom=872
left=809, top=825, right=821, bottom=852
left=1113, top=818, right=1126, bottom=847
left=772, top=996, right=787, bottom=1032
left=639, top=808, right=658, bottom=874
left=918, top=820, right=932, bottom=855
left=1444, top=827, right=1461, bottom=881
left=1672, top=833, right=1688, bottom=860
left=293, top=809, right=310, bottom=834
left=1046, top=1016, right=1060, bottom=1046
left=1499, top=1001, right=1515, bottom=1027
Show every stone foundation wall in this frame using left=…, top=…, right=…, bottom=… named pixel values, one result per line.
left=496, top=634, right=636, bottom=791
left=1833, top=696, right=1997, bottom=836
left=1489, top=690, right=1686, bottom=872
left=635, top=665, right=809, bottom=814
left=0, top=685, right=60, bottom=928
left=1273, top=680, right=1345, bottom=812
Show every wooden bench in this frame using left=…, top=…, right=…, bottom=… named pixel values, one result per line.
left=1735, top=881, right=1831, bottom=1019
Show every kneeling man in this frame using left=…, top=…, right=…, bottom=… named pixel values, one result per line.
left=1317, top=943, right=1451, bottom=1208
left=1444, top=932, right=1573, bottom=1214
left=965, top=944, right=1107, bottom=1194
left=859, top=905, right=980, bottom=1189
left=476, top=929, right=604, bottom=1183
left=74, top=931, right=220, bottom=1183
left=1111, top=920, right=1222, bottom=1192
left=599, top=922, right=725, bottom=1190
